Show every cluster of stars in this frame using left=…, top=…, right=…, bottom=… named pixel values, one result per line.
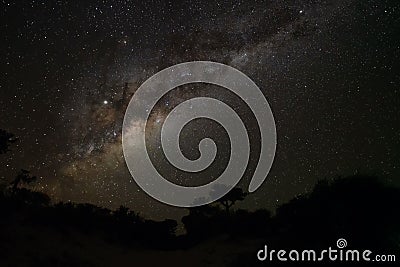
left=0, top=0, right=399, bottom=220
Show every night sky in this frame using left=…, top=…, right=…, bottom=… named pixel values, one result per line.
left=1, top=0, right=399, bottom=222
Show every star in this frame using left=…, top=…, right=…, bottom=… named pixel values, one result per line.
left=0, top=0, right=398, bottom=223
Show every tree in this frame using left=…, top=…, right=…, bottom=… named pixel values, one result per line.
left=10, top=169, right=37, bottom=191
left=0, top=129, right=17, bottom=154
left=217, top=187, right=247, bottom=214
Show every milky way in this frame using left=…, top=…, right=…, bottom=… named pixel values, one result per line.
left=1, top=0, right=399, bottom=221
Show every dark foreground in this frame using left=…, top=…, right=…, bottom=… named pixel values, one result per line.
left=0, top=175, right=399, bottom=266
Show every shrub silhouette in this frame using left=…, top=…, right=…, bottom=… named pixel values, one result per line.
left=10, top=169, right=37, bottom=191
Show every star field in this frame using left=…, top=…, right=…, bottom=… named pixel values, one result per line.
left=1, top=0, right=399, bottom=221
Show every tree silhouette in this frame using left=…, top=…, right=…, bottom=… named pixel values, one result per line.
left=273, top=175, right=400, bottom=250
left=217, top=187, right=247, bottom=214
left=10, top=169, right=37, bottom=191
left=0, top=129, right=17, bottom=154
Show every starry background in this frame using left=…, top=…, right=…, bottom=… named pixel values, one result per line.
left=0, top=0, right=399, bottom=222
